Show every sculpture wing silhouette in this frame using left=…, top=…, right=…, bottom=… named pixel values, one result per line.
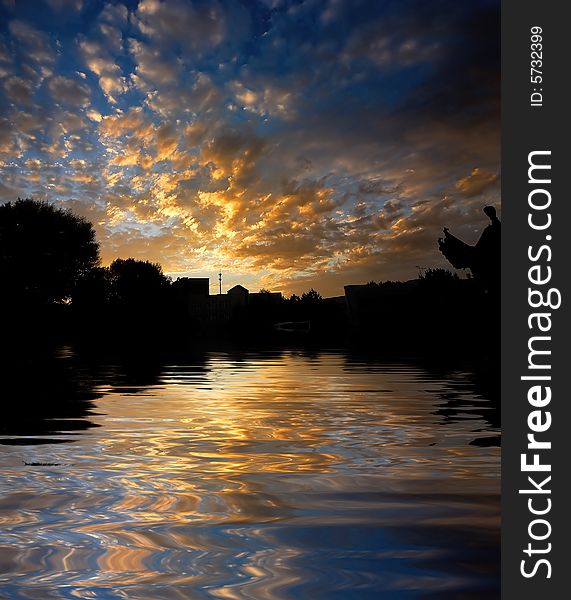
left=438, top=230, right=474, bottom=270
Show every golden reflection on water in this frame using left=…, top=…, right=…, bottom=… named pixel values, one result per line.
left=0, top=352, right=500, bottom=599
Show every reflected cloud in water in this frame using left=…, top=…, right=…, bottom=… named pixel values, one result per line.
left=0, top=350, right=499, bottom=598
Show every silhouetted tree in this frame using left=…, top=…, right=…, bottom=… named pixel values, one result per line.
left=366, top=279, right=400, bottom=288
left=108, top=258, right=171, bottom=308
left=73, top=266, right=112, bottom=310
left=300, top=288, right=322, bottom=304
left=419, top=268, right=459, bottom=282
left=0, top=198, right=99, bottom=307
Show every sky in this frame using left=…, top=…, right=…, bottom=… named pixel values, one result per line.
left=0, top=0, right=500, bottom=296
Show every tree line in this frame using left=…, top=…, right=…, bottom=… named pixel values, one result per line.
left=1, top=198, right=497, bottom=353
left=0, top=199, right=330, bottom=341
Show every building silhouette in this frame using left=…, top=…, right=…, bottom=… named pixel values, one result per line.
left=173, top=277, right=283, bottom=325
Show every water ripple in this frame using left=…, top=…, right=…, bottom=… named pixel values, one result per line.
left=0, top=352, right=500, bottom=598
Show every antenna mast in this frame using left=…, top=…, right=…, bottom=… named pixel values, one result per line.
left=218, top=271, right=222, bottom=295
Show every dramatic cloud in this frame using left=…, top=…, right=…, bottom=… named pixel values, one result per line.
left=3, top=75, right=35, bottom=104
left=47, top=75, right=91, bottom=107
left=8, top=19, right=54, bottom=64
left=456, top=168, right=499, bottom=197
left=134, top=0, right=249, bottom=55
left=0, top=0, right=500, bottom=296
left=46, top=0, right=84, bottom=12
left=77, top=8, right=128, bottom=103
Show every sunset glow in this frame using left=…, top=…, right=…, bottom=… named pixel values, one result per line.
left=0, top=0, right=500, bottom=295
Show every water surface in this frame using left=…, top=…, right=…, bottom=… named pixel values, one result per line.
left=0, top=350, right=500, bottom=599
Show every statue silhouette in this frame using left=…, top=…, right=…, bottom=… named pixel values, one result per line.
left=438, top=206, right=500, bottom=296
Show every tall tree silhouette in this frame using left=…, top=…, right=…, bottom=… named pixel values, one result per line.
left=0, top=198, right=99, bottom=307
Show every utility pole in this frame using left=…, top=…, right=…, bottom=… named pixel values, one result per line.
left=218, top=271, right=222, bottom=295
